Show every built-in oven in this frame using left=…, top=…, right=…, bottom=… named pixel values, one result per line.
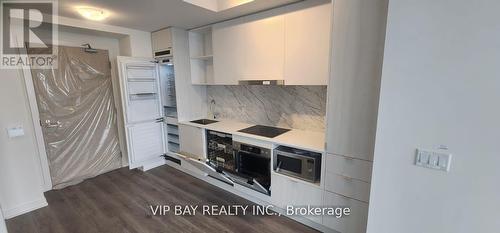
left=231, top=141, right=271, bottom=195
left=273, top=146, right=322, bottom=183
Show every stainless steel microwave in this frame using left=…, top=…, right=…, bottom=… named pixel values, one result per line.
left=273, top=146, right=321, bottom=182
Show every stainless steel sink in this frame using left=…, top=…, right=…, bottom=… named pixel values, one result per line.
left=190, top=119, right=218, bottom=125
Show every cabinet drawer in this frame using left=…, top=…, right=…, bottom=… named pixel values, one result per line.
left=271, top=174, right=323, bottom=224
left=325, top=154, right=373, bottom=183
left=324, top=172, right=371, bottom=203
left=323, top=191, right=368, bottom=233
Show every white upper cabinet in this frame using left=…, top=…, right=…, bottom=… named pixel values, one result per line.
left=284, top=3, right=332, bottom=85
left=238, top=14, right=285, bottom=82
left=152, top=29, right=172, bottom=53
left=209, top=3, right=331, bottom=85
left=213, top=11, right=285, bottom=84
left=212, top=20, right=245, bottom=85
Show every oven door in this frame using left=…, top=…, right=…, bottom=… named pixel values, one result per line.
left=234, top=150, right=271, bottom=195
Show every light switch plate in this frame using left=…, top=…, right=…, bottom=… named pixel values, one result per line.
left=7, top=126, right=25, bottom=138
left=415, top=148, right=452, bottom=172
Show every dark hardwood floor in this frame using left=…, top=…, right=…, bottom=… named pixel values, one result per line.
left=6, top=165, right=318, bottom=233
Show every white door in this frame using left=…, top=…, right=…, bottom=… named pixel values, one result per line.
left=30, top=46, right=122, bottom=189
left=117, top=57, right=166, bottom=168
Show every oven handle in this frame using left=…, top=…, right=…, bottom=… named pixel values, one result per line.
left=235, top=149, right=270, bottom=159
left=276, top=161, right=282, bottom=172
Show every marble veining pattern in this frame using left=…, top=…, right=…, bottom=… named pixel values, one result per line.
left=207, top=86, right=327, bottom=132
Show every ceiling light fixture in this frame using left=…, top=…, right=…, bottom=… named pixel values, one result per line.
left=76, top=7, right=110, bottom=21
left=184, top=0, right=255, bottom=12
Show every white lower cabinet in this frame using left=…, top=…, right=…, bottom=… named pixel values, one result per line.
left=271, top=173, right=323, bottom=224
left=178, top=124, right=206, bottom=159
left=322, top=191, right=369, bottom=233
left=324, top=172, right=371, bottom=203
left=325, top=154, right=373, bottom=183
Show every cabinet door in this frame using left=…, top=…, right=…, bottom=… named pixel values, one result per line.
left=271, top=173, right=323, bottom=224
left=152, top=28, right=172, bottom=53
left=127, top=122, right=165, bottom=168
left=212, top=21, right=245, bottom=85
left=179, top=124, right=206, bottom=159
left=239, top=14, right=285, bottom=81
left=213, top=13, right=285, bottom=84
left=323, top=191, right=369, bottom=233
left=325, top=0, right=385, bottom=160
left=284, top=3, right=332, bottom=85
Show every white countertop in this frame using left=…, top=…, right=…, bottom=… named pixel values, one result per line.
left=179, top=119, right=325, bottom=153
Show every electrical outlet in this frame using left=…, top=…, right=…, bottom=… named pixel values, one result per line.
left=415, top=148, right=452, bottom=172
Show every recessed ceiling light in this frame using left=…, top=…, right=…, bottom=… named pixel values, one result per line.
left=76, top=7, right=110, bottom=21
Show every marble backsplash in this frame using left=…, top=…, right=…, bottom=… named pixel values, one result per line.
left=207, top=86, right=327, bottom=132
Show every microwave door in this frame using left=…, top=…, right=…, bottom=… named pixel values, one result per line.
left=276, top=154, right=304, bottom=178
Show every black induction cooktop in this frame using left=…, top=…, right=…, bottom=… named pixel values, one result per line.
left=238, top=125, right=290, bottom=138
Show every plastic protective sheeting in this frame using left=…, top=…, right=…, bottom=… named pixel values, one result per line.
left=29, top=46, right=121, bottom=189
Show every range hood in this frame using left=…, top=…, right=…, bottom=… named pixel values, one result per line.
left=238, top=80, right=285, bottom=85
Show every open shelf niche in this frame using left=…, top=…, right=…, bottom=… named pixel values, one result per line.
left=188, top=26, right=214, bottom=85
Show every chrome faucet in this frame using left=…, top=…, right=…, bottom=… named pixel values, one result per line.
left=210, top=99, right=219, bottom=119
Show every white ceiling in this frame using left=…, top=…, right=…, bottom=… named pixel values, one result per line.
left=57, top=0, right=304, bottom=32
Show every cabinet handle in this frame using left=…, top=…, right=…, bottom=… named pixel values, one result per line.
left=340, top=174, right=353, bottom=182
left=344, top=156, right=354, bottom=161
left=289, top=179, right=298, bottom=184
left=134, top=92, right=157, bottom=96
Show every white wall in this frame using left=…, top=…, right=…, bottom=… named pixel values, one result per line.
left=0, top=68, right=48, bottom=218
left=367, top=1, right=500, bottom=233
left=0, top=16, right=152, bottom=220
left=57, top=15, right=152, bottom=57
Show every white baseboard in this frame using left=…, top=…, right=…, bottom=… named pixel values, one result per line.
left=3, top=198, right=48, bottom=219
